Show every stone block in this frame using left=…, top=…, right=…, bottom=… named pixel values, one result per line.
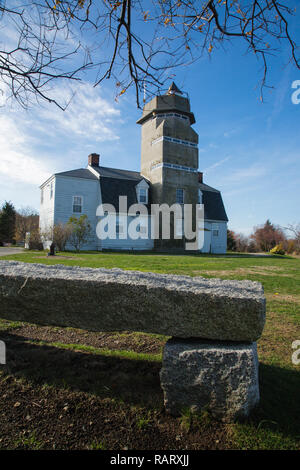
left=0, top=261, right=265, bottom=341
left=160, top=338, right=260, bottom=422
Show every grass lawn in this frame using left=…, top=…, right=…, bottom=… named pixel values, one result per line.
left=0, top=250, right=299, bottom=450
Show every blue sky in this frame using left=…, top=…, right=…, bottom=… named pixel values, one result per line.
left=0, top=8, right=299, bottom=236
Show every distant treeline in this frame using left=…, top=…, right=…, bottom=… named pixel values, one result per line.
left=227, top=220, right=300, bottom=255
left=0, top=201, right=39, bottom=246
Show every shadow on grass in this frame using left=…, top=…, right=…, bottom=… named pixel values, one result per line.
left=2, top=332, right=300, bottom=439
left=232, top=362, right=300, bottom=449
left=2, top=331, right=163, bottom=409
left=63, top=250, right=294, bottom=259
left=257, top=362, right=300, bottom=435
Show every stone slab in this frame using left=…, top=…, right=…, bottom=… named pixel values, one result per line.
left=0, top=261, right=265, bottom=341
left=160, top=338, right=260, bottom=421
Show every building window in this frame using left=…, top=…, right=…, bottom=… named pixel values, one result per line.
left=73, top=196, right=82, bottom=213
left=41, top=189, right=44, bottom=204
left=176, top=188, right=184, bottom=204
left=50, top=182, right=53, bottom=199
left=212, top=224, right=219, bottom=237
left=138, top=188, right=147, bottom=203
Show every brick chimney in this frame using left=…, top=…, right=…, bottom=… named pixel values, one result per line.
left=88, top=153, right=100, bottom=167
left=198, top=171, right=203, bottom=183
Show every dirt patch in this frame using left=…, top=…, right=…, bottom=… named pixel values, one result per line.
left=266, top=293, right=300, bottom=304
left=192, top=270, right=236, bottom=277
left=193, top=266, right=292, bottom=278
left=0, top=325, right=231, bottom=450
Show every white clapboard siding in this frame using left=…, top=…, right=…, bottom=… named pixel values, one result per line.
left=39, top=173, right=227, bottom=253
left=53, top=175, right=101, bottom=250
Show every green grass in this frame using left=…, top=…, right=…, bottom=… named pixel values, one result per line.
left=136, top=412, right=152, bottom=430
left=89, top=440, right=107, bottom=450
left=2, top=249, right=299, bottom=289
left=14, top=431, right=44, bottom=450
left=26, top=339, right=162, bottom=363
left=0, top=320, right=23, bottom=331
left=1, top=249, right=300, bottom=449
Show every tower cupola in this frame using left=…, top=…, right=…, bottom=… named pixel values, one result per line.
left=167, top=82, right=183, bottom=96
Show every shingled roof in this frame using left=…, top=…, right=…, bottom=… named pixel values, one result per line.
left=199, top=183, right=228, bottom=222
left=100, top=177, right=141, bottom=211
left=53, top=165, right=227, bottom=221
left=54, top=168, right=98, bottom=180
left=95, top=167, right=148, bottom=211
left=92, top=166, right=142, bottom=181
left=55, top=166, right=142, bottom=181
left=54, top=165, right=145, bottom=212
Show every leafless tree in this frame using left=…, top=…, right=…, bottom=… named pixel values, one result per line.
left=283, top=223, right=300, bottom=252
left=40, top=222, right=73, bottom=251
left=251, top=219, right=286, bottom=252
left=52, top=222, right=73, bottom=251
left=234, top=232, right=250, bottom=252
left=15, top=206, right=39, bottom=243
left=0, top=1, right=299, bottom=108
left=0, top=0, right=91, bottom=109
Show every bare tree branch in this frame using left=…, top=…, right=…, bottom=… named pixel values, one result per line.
left=0, top=0, right=298, bottom=108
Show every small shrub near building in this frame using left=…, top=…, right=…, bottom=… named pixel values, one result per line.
left=67, top=215, right=91, bottom=252
left=28, top=229, right=44, bottom=250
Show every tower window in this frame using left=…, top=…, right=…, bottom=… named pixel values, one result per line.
left=73, top=196, right=82, bottom=213
left=176, top=189, right=184, bottom=204
left=138, top=188, right=148, bottom=203
left=50, top=182, right=53, bottom=199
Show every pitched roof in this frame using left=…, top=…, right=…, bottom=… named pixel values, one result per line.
left=54, top=168, right=98, bottom=180
left=53, top=165, right=227, bottom=221
left=55, top=166, right=142, bottom=181
left=199, top=183, right=228, bottom=222
left=54, top=165, right=144, bottom=211
left=100, top=177, right=141, bottom=211
left=92, top=166, right=142, bottom=181
left=167, top=82, right=183, bottom=95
